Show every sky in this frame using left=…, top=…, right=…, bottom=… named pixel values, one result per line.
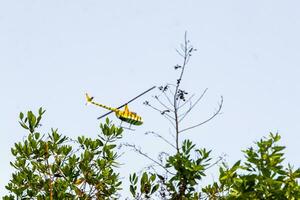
left=1, top=0, right=300, bottom=198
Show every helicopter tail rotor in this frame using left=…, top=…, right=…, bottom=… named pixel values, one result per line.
left=85, top=93, right=94, bottom=105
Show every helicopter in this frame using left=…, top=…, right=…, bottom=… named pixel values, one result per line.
left=85, top=86, right=155, bottom=129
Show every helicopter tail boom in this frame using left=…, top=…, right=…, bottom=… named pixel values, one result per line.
left=85, top=93, right=117, bottom=112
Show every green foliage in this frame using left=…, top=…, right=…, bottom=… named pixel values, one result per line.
left=4, top=108, right=300, bottom=200
left=129, top=172, right=159, bottom=199
left=128, top=140, right=212, bottom=200
left=203, top=133, right=300, bottom=200
left=4, top=108, right=123, bottom=200
left=165, top=140, right=211, bottom=199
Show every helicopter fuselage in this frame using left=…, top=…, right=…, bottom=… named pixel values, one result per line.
left=86, top=93, right=143, bottom=126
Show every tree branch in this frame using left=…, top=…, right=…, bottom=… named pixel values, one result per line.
left=144, top=102, right=176, bottom=129
left=123, top=143, right=175, bottom=175
left=179, top=96, right=223, bottom=133
left=174, top=31, right=193, bottom=152
left=144, top=131, right=177, bottom=150
left=177, top=94, right=195, bottom=110
left=163, top=90, right=174, bottom=107
left=205, top=154, right=226, bottom=170
left=179, top=88, right=208, bottom=123
left=154, top=95, right=174, bottom=113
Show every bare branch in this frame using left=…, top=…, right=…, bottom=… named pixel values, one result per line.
left=138, top=164, right=159, bottom=176
left=167, top=85, right=175, bottom=97
left=156, top=84, right=176, bottom=109
left=179, top=96, right=223, bottom=133
left=178, top=98, right=192, bottom=119
left=205, top=154, right=226, bottom=170
left=163, top=90, right=174, bottom=107
left=176, top=95, right=184, bottom=109
left=145, top=131, right=177, bottom=150
left=168, top=127, right=175, bottom=139
left=154, top=95, right=174, bottom=112
left=175, top=49, right=184, bottom=58
left=123, top=143, right=175, bottom=175
left=174, top=31, right=190, bottom=152
left=158, top=152, right=170, bottom=164
left=178, top=94, right=195, bottom=110
left=144, top=102, right=176, bottom=129
left=179, top=88, right=208, bottom=123
left=180, top=43, right=185, bottom=52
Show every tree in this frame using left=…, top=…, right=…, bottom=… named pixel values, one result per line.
left=202, top=133, right=300, bottom=200
left=3, top=34, right=300, bottom=200
left=4, top=108, right=122, bottom=200
left=124, top=33, right=300, bottom=200
left=125, top=32, right=223, bottom=200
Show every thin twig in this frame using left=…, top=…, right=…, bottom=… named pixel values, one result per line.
left=179, top=96, right=223, bottom=133
left=178, top=100, right=193, bottom=120
left=168, top=86, right=175, bottom=97
left=179, top=88, right=208, bottom=123
left=154, top=95, right=174, bottom=112
left=123, top=143, right=175, bottom=175
left=175, top=49, right=184, bottom=58
left=178, top=94, right=195, bottom=110
left=205, top=155, right=225, bottom=170
left=139, top=164, right=159, bottom=175
left=145, top=131, right=177, bottom=149
left=146, top=103, right=175, bottom=120
left=163, top=90, right=174, bottom=107
left=145, top=103, right=176, bottom=129
left=168, top=128, right=175, bottom=139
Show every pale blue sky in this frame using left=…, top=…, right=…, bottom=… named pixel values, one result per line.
left=1, top=0, right=300, bottom=198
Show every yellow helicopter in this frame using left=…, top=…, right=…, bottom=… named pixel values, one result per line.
left=85, top=86, right=155, bottom=128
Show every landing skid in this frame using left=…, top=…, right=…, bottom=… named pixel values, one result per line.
left=119, top=121, right=135, bottom=131
left=120, top=126, right=135, bottom=131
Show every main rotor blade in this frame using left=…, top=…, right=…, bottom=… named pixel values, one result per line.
left=97, top=86, right=156, bottom=120
left=97, top=110, right=114, bottom=120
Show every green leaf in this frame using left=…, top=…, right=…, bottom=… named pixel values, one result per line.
left=141, top=172, right=148, bottom=185
left=130, top=185, right=136, bottom=197
left=150, top=174, right=156, bottom=182
left=38, top=107, right=45, bottom=115
left=19, top=112, right=24, bottom=120
left=151, top=184, right=159, bottom=194
left=34, top=132, right=40, bottom=140
left=19, top=122, right=29, bottom=130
